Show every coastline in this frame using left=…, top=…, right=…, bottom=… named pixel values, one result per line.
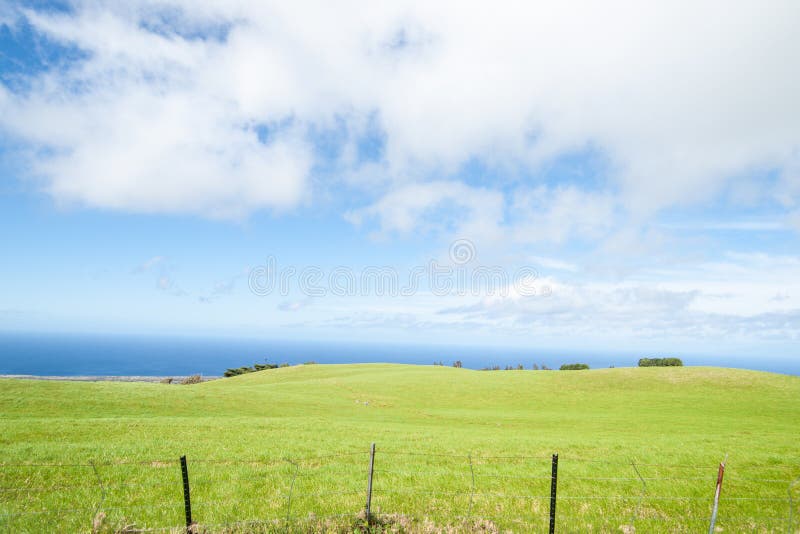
left=0, top=375, right=221, bottom=382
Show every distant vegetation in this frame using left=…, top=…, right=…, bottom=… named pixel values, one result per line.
left=224, top=363, right=281, bottom=377
left=180, top=374, right=202, bottom=384
left=479, top=363, right=548, bottom=370
left=639, top=357, right=683, bottom=367
left=560, top=363, right=590, bottom=370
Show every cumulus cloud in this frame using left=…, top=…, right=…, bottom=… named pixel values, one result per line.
left=0, top=1, right=798, bottom=220
left=345, top=181, right=505, bottom=240
left=430, top=251, right=800, bottom=341
left=508, top=186, right=618, bottom=244
left=347, top=181, right=619, bottom=253
left=268, top=250, right=800, bottom=344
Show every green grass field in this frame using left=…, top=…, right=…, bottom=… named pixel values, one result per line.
left=1, top=364, right=799, bottom=533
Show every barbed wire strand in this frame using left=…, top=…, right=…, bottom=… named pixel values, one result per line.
left=3, top=450, right=799, bottom=531
left=629, top=458, right=647, bottom=530
left=467, top=453, right=475, bottom=520
left=89, top=460, right=106, bottom=521
left=2, top=501, right=181, bottom=518
left=788, top=476, right=800, bottom=532
left=284, top=458, right=299, bottom=532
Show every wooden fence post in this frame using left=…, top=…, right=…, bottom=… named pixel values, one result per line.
left=708, top=460, right=725, bottom=534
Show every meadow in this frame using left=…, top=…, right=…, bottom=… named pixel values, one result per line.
left=1, top=364, right=799, bottom=533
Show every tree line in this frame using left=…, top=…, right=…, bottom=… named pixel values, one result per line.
left=434, top=357, right=683, bottom=370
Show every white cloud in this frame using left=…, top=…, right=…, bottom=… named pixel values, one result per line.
left=348, top=181, right=618, bottom=252
left=508, top=186, right=617, bottom=244
left=132, top=255, right=166, bottom=273
left=0, top=1, right=798, bottom=219
left=528, top=256, right=579, bottom=273
left=426, top=251, right=800, bottom=342
left=788, top=210, right=800, bottom=232
left=278, top=298, right=314, bottom=312
left=345, top=180, right=505, bottom=240
left=0, top=5, right=15, bottom=27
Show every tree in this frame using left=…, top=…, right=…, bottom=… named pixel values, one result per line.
left=224, top=362, right=279, bottom=377
left=560, top=363, right=590, bottom=370
left=638, top=357, right=683, bottom=367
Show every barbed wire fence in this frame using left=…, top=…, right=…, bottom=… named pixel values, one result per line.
left=1, top=446, right=799, bottom=533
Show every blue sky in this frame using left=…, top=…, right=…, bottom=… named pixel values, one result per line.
left=1, top=1, right=799, bottom=359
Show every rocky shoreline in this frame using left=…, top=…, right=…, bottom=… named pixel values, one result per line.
left=0, top=375, right=220, bottom=382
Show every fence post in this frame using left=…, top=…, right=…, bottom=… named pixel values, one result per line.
left=549, top=453, right=558, bottom=534
left=708, top=460, right=725, bottom=534
left=365, top=443, right=376, bottom=524
left=180, top=455, right=193, bottom=532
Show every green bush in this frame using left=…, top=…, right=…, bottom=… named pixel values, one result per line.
left=560, top=363, right=590, bottom=370
left=224, top=362, right=279, bottom=377
left=638, top=357, right=683, bottom=367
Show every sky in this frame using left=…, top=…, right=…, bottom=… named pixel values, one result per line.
left=0, top=1, right=799, bottom=359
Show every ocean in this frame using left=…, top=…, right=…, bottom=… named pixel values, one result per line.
left=0, top=331, right=798, bottom=376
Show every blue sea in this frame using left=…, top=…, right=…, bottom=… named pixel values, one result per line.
left=0, top=331, right=798, bottom=376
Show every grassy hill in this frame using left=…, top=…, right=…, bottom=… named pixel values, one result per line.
left=1, top=364, right=799, bottom=532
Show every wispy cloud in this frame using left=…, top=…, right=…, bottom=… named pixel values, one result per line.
left=132, top=256, right=166, bottom=274
left=197, top=270, right=248, bottom=303
left=278, top=298, right=315, bottom=312
left=131, top=256, right=188, bottom=297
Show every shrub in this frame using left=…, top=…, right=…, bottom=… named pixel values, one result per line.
left=224, top=362, right=280, bottom=377
left=638, top=357, right=683, bottom=367
left=453, top=360, right=463, bottom=368
left=159, top=377, right=173, bottom=384
left=180, top=374, right=202, bottom=385
left=560, top=363, right=590, bottom=370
